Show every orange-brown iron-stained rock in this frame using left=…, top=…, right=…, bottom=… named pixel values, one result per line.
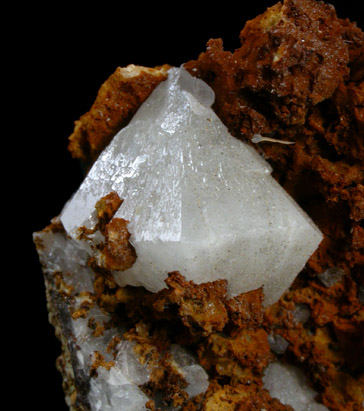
left=102, top=218, right=137, bottom=271
left=185, top=0, right=363, bottom=136
left=200, top=382, right=293, bottom=411
left=94, top=191, right=123, bottom=230
left=68, top=64, right=171, bottom=166
left=77, top=192, right=137, bottom=272
left=123, top=322, right=190, bottom=409
left=197, top=327, right=273, bottom=381
left=225, top=288, right=265, bottom=331
left=162, top=272, right=229, bottom=337
left=89, top=351, right=115, bottom=377
left=236, top=0, right=352, bottom=121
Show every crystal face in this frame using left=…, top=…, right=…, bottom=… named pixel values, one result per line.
left=263, top=361, right=329, bottom=410
left=61, top=66, right=322, bottom=306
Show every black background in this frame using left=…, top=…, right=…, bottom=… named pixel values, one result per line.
left=13, top=1, right=362, bottom=409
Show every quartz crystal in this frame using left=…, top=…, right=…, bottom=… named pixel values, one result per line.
left=61, top=66, right=322, bottom=306
left=267, top=333, right=290, bottom=355
left=292, top=303, right=311, bottom=324
left=263, top=361, right=329, bottom=410
left=317, top=267, right=345, bottom=288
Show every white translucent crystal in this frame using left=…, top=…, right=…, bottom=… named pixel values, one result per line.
left=263, top=361, right=329, bottom=410
left=317, top=267, right=344, bottom=288
left=61, top=66, right=322, bottom=306
left=293, top=303, right=311, bottom=324
left=89, top=367, right=149, bottom=411
left=115, top=340, right=151, bottom=386
left=267, top=333, right=289, bottom=355
left=169, top=344, right=209, bottom=398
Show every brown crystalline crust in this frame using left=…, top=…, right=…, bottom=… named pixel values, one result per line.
left=77, top=192, right=137, bottom=272
left=60, top=0, right=363, bottom=410
left=92, top=270, right=291, bottom=410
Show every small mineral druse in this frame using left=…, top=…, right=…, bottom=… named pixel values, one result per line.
left=61, top=67, right=322, bottom=306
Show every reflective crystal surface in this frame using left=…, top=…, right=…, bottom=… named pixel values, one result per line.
left=61, top=66, right=322, bottom=306
left=263, top=361, right=329, bottom=410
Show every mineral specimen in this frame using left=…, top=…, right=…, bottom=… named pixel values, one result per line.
left=33, top=0, right=364, bottom=409
left=61, top=66, right=322, bottom=307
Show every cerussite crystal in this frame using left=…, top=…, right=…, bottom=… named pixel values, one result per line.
left=61, top=67, right=322, bottom=306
